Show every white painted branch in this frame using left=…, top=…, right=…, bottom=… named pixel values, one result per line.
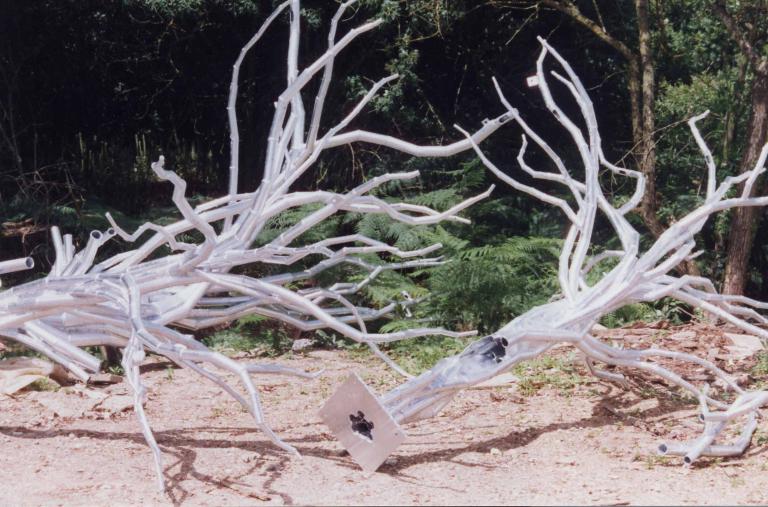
left=329, top=40, right=768, bottom=473
left=0, top=1, right=508, bottom=490
left=225, top=1, right=290, bottom=231
left=0, top=256, right=34, bottom=278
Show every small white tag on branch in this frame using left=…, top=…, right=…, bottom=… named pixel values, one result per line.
left=526, top=75, right=539, bottom=87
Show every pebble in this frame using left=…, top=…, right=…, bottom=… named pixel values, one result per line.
left=489, top=391, right=505, bottom=402
left=291, top=338, right=314, bottom=352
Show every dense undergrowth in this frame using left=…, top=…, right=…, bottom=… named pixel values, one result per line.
left=4, top=0, right=766, bottom=375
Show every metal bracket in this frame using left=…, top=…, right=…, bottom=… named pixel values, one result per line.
left=319, top=373, right=406, bottom=472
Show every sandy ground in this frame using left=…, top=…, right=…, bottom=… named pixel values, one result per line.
left=1, top=346, right=767, bottom=506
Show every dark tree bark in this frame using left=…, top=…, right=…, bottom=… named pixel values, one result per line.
left=633, top=0, right=666, bottom=240
left=712, top=0, right=768, bottom=295
left=535, top=0, right=700, bottom=274
left=722, top=66, right=768, bottom=295
left=537, top=0, right=665, bottom=234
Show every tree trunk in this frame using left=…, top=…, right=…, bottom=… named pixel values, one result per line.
left=722, top=65, right=768, bottom=295
left=721, top=57, right=749, bottom=163
left=101, top=346, right=123, bottom=369
left=538, top=0, right=699, bottom=275
left=634, top=0, right=665, bottom=240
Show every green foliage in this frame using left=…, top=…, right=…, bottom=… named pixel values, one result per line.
left=201, top=315, right=293, bottom=356
left=426, top=236, right=562, bottom=332
left=27, top=377, right=61, bottom=392
left=600, top=298, right=691, bottom=328
left=125, top=0, right=262, bottom=15
left=513, top=353, right=587, bottom=396
left=256, top=203, right=340, bottom=247
left=3, top=0, right=763, bottom=374
left=107, top=364, right=125, bottom=376
left=312, top=329, right=364, bottom=351
left=751, top=352, right=768, bottom=377
left=655, top=66, right=750, bottom=217
left=600, top=303, right=658, bottom=328
left=385, top=335, right=470, bottom=374
left=657, top=0, right=734, bottom=75
left=651, top=0, right=764, bottom=288
left=0, top=341, right=43, bottom=360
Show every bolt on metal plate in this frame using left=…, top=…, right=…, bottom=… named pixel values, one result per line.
left=319, top=372, right=406, bottom=472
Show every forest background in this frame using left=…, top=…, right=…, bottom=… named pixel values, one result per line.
left=2, top=0, right=767, bottom=368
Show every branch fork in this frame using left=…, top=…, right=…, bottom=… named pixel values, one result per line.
left=323, top=38, right=768, bottom=473
left=0, top=0, right=507, bottom=491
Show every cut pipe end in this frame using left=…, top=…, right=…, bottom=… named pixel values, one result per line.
left=0, top=256, right=35, bottom=275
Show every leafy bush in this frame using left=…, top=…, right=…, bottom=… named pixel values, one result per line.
left=201, top=315, right=293, bottom=356
left=426, top=236, right=562, bottom=333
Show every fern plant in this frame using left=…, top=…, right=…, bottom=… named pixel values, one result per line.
left=425, top=235, right=562, bottom=333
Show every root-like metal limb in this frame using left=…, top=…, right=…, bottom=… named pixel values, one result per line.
left=323, top=39, right=768, bottom=472
left=584, top=356, right=629, bottom=388
left=0, top=0, right=513, bottom=491
left=123, top=336, right=164, bottom=491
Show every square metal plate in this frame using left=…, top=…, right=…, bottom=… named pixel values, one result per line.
left=319, top=373, right=406, bottom=472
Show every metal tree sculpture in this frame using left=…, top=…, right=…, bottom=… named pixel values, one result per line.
left=323, top=39, right=768, bottom=472
left=0, top=1, right=512, bottom=489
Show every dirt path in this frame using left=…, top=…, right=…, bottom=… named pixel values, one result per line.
left=1, top=349, right=767, bottom=506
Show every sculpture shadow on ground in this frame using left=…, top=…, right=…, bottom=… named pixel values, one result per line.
left=0, top=424, right=295, bottom=505
left=1, top=378, right=763, bottom=504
